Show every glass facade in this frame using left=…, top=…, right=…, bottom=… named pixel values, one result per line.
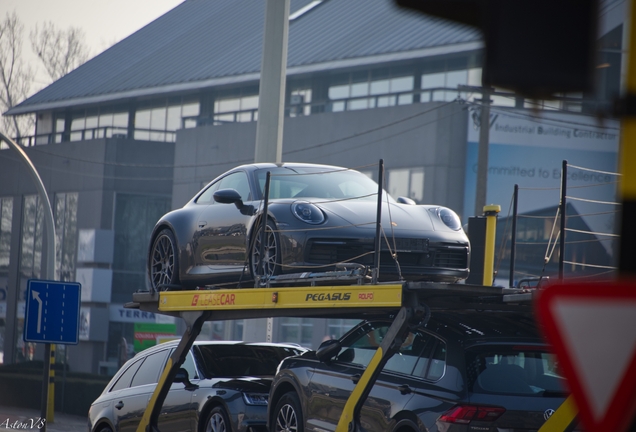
left=112, top=194, right=171, bottom=303
left=17, top=195, right=44, bottom=362
left=107, top=194, right=171, bottom=362
left=55, top=193, right=78, bottom=282
left=0, top=197, right=13, bottom=364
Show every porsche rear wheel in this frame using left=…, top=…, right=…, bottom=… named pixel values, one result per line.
left=149, top=228, right=180, bottom=291
left=250, top=219, right=281, bottom=282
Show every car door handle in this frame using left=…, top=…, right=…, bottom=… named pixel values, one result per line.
left=351, top=374, right=361, bottom=384
left=198, top=221, right=207, bottom=228
left=398, top=385, right=412, bottom=395
left=115, top=401, right=124, bottom=410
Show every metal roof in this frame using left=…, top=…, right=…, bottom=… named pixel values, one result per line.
left=8, top=0, right=482, bottom=115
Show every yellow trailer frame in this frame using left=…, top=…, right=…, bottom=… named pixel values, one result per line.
left=125, top=282, right=545, bottom=432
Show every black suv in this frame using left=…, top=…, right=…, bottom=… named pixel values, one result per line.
left=268, top=311, right=569, bottom=432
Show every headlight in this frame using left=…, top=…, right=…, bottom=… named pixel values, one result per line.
left=438, top=208, right=461, bottom=230
left=292, top=202, right=325, bottom=224
left=243, top=392, right=269, bottom=406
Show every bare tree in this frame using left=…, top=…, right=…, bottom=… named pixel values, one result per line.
left=30, top=22, right=90, bottom=82
left=0, top=11, right=34, bottom=141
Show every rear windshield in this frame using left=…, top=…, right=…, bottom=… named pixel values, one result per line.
left=466, top=345, right=568, bottom=397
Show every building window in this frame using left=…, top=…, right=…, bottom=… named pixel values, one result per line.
left=328, top=73, right=414, bottom=112
left=279, top=317, right=313, bottom=345
left=326, top=319, right=360, bottom=340
left=289, top=89, right=312, bottom=117
left=20, top=195, right=44, bottom=294
left=134, top=99, right=199, bottom=141
left=421, top=68, right=481, bottom=102
left=388, top=167, right=425, bottom=203
left=214, top=95, right=259, bottom=123
left=0, top=197, right=12, bottom=271
left=66, top=108, right=130, bottom=142
left=55, top=193, right=78, bottom=282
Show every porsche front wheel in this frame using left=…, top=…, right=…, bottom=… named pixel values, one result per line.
left=250, top=219, right=281, bottom=282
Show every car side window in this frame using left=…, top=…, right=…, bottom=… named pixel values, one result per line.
left=412, top=337, right=447, bottom=381
left=179, top=350, right=199, bottom=380
left=110, top=358, right=144, bottom=392
left=130, top=349, right=170, bottom=387
left=335, top=323, right=388, bottom=367
left=196, top=171, right=251, bottom=204
left=196, top=182, right=221, bottom=204
left=384, top=331, right=432, bottom=375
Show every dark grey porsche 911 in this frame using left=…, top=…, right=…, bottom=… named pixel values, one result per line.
left=147, top=163, right=469, bottom=291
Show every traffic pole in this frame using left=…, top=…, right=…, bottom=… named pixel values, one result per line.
left=47, top=344, right=55, bottom=422
left=482, top=204, right=500, bottom=286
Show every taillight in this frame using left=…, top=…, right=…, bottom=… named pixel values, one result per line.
left=438, top=405, right=505, bottom=424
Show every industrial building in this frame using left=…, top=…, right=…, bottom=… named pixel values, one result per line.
left=0, top=0, right=624, bottom=373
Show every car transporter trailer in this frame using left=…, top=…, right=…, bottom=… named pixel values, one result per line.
left=124, top=281, right=563, bottom=432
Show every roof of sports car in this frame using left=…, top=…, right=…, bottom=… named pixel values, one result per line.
left=7, top=0, right=481, bottom=115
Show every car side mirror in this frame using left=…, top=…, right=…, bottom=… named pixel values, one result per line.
left=397, top=196, right=416, bottom=205
left=316, top=339, right=342, bottom=362
left=213, top=188, right=255, bottom=215
left=174, top=367, right=199, bottom=391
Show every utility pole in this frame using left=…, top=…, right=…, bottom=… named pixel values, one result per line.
left=254, top=0, right=290, bottom=163
left=247, top=0, right=290, bottom=344
left=474, top=87, right=492, bottom=217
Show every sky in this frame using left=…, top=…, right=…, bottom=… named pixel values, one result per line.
left=2, top=0, right=184, bottom=94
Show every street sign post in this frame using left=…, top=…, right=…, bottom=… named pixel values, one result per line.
left=24, top=280, right=81, bottom=345
left=536, top=281, right=636, bottom=432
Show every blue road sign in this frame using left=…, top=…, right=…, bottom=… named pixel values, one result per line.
left=24, top=279, right=81, bottom=344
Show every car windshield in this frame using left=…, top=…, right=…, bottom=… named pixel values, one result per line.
left=254, top=167, right=395, bottom=202
left=466, top=345, right=568, bottom=397
left=193, top=344, right=303, bottom=378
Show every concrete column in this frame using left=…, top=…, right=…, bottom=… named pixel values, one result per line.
left=254, top=0, right=290, bottom=163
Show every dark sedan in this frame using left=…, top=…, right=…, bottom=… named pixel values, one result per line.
left=148, top=163, right=469, bottom=291
left=88, top=341, right=306, bottom=432
left=268, top=311, right=571, bottom=432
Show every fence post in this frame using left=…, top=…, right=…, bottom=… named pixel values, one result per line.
left=373, top=160, right=384, bottom=284
left=257, top=171, right=271, bottom=287
left=509, top=184, right=519, bottom=288
left=559, top=160, right=568, bottom=280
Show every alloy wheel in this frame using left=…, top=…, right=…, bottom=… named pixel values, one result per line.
left=275, top=403, right=298, bottom=432
left=252, top=223, right=278, bottom=278
left=151, top=233, right=175, bottom=290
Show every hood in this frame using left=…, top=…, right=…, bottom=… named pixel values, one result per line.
left=316, top=200, right=438, bottom=232
left=211, top=377, right=272, bottom=392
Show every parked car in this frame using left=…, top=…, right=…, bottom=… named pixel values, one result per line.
left=268, top=311, right=570, bottom=432
left=148, top=163, right=469, bottom=291
left=89, top=341, right=307, bottom=432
